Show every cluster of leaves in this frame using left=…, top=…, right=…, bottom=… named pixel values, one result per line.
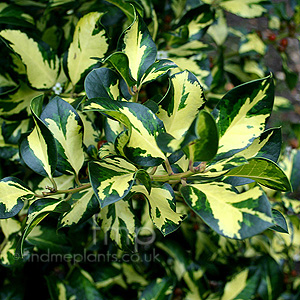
left=0, top=0, right=300, bottom=299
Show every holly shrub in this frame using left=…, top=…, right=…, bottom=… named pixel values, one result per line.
left=0, top=0, right=300, bottom=299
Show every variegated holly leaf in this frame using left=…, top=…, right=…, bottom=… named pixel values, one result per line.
left=175, top=4, right=215, bottom=40
left=117, top=8, right=157, bottom=84
left=20, top=95, right=57, bottom=178
left=17, top=198, right=71, bottom=257
left=139, top=59, right=178, bottom=87
left=169, top=56, right=212, bottom=90
left=139, top=277, right=174, bottom=300
left=40, top=96, right=85, bottom=175
left=214, top=75, right=274, bottom=160
left=158, top=110, right=218, bottom=162
left=0, top=82, right=41, bottom=117
left=84, top=98, right=166, bottom=166
left=189, top=156, right=248, bottom=180
left=98, top=142, right=118, bottom=159
left=26, top=225, right=71, bottom=253
left=132, top=184, right=185, bottom=236
left=58, top=188, right=99, bottom=228
left=233, top=127, right=281, bottom=162
left=0, top=177, right=35, bottom=219
left=219, top=0, right=269, bottom=18
left=89, top=157, right=150, bottom=208
left=270, top=209, right=288, bottom=234
left=1, top=118, right=31, bottom=145
left=105, top=52, right=137, bottom=88
left=181, top=182, right=274, bottom=239
left=0, top=30, right=59, bottom=89
left=239, top=32, right=266, bottom=56
left=279, top=149, right=300, bottom=192
left=85, top=68, right=120, bottom=100
left=104, top=117, right=125, bottom=143
left=98, top=197, right=136, bottom=251
left=226, top=158, right=291, bottom=192
left=67, top=12, right=109, bottom=85
left=157, top=70, right=206, bottom=141
left=221, top=268, right=261, bottom=300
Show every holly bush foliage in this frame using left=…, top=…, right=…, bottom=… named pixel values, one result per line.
left=0, top=0, right=300, bottom=299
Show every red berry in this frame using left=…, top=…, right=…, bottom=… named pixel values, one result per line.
left=268, top=33, right=276, bottom=41
left=280, top=38, right=288, bottom=47
left=97, top=140, right=107, bottom=150
left=164, top=15, right=172, bottom=24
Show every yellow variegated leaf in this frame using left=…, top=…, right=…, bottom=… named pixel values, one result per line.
left=84, top=99, right=166, bottom=166
left=220, top=0, right=267, bottom=18
left=207, top=10, right=228, bottom=45
left=98, top=142, right=117, bottom=159
left=0, top=177, right=35, bottom=219
left=157, top=70, right=205, bottom=140
left=239, top=32, right=266, bottom=55
left=169, top=58, right=211, bottom=89
left=221, top=269, right=249, bottom=300
left=216, top=76, right=274, bottom=158
left=0, top=218, right=21, bottom=238
left=0, top=82, right=40, bottom=116
left=181, top=182, right=273, bottom=239
left=89, top=157, right=138, bottom=207
left=168, top=40, right=209, bottom=57
left=59, top=188, right=99, bottom=228
left=98, top=198, right=136, bottom=250
left=119, top=9, right=156, bottom=82
left=132, top=184, right=185, bottom=236
left=25, top=126, right=53, bottom=177
left=0, top=30, right=59, bottom=89
left=68, top=12, right=108, bottom=85
left=41, top=97, right=85, bottom=175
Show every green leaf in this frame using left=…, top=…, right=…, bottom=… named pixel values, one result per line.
left=84, top=98, right=166, bottom=167
left=58, top=188, right=99, bottom=228
left=89, top=157, right=140, bottom=208
left=118, top=8, right=157, bottom=83
left=132, top=184, right=185, bottom=236
left=67, top=267, right=104, bottom=300
left=139, top=59, right=178, bottom=87
left=0, top=30, right=59, bottom=89
left=16, top=198, right=70, bottom=257
left=85, top=67, right=120, bottom=100
left=181, top=182, right=273, bottom=239
left=98, top=197, right=136, bottom=250
left=45, top=276, right=68, bottom=300
left=105, top=0, right=139, bottom=23
left=270, top=209, right=288, bottom=234
left=26, top=225, right=71, bottom=253
left=184, top=110, right=219, bottom=162
left=226, top=157, right=292, bottom=192
left=20, top=95, right=57, bottom=178
left=40, top=96, right=85, bottom=175
left=0, top=177, right=35, bottom=219
left=219, top=0, right=269, bottom=18
left=157, top=70, right=206, bottom=141
left=67, top=12, right=109, bottom=85
left=139, top=277, right=174, bottom=300
left=105, top=52, right=137, bottom=88
left=281, top=52, right=299, bottom=90
left=214, top=75, right=274, bottom=160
